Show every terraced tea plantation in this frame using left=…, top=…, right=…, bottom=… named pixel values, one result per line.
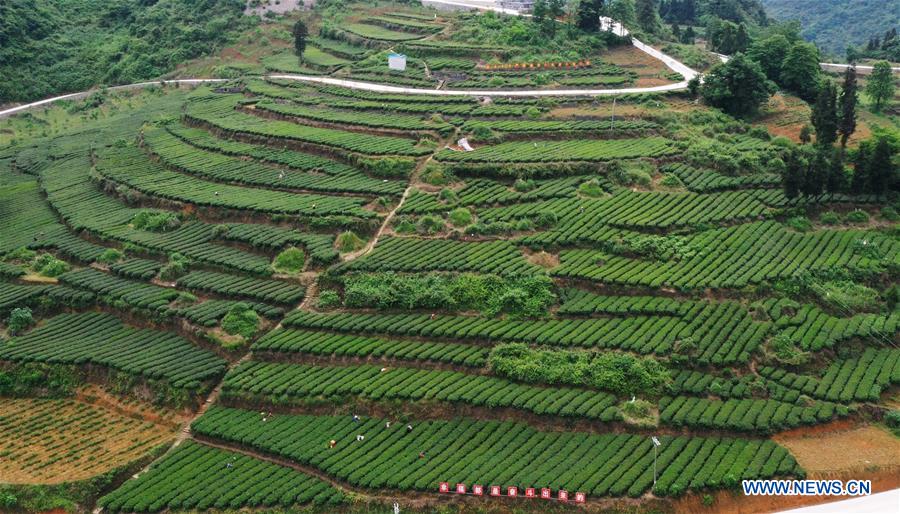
left=0, top=4, right=898, bottom=513
left=0, top=398, right=175, bottom=483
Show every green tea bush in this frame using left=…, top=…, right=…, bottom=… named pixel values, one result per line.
left=132, top=211, right=181, bottom=232
left=336, top=231, right=366, bottom=252
left=96, top=248, right=124, bottom=264
left=273, top=247, right=305, bottom=273
left=341, top=272, right=555, bottom=318
left=7, top=307, right=34, bottom=335
left=489, top=343, right=670, bottom=396
left=449, top=208, right=473, bottom=227
left=32, top=254, right=69, bottom=278
left=222, top=303, right=260, bottom=338
left=844, top=210, right=870, bottom=224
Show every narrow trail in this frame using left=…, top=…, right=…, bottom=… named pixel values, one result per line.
left=342, top=136, right=449, bottom=262
left=191, top=436, right=435, bottom=507
left=112, top=352, right=254, bottom=488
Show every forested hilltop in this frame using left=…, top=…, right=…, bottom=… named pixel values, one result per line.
left=761, top=0, right=900, bottom=56
left=0, top=0, right=255, bottom=104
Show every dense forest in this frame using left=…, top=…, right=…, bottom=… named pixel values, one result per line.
left=0, top=0, right=255, bottom=104
left=761, top=0, right=900, bottom=56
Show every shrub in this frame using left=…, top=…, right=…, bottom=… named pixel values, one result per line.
left=621, top=398, right=654, bottom=419
left=489, top=343, right=671, bottom=396
left=417, top=216, right=445, bottom=234
left=335, top=231, right=365, bottom=253
left=420, top=163, right=454, bottom=186
left=525, top=106, right=541, bottom=118
left=768, top=334, right=809, bottom=366
left=609, top=161, right=652, bottom=187
left=471, top=124, right=493, bottom=140
left=534, top=210, right=558, bottom=228
left=317, top=290, right=341, bottom=309
left=885, top=410, right=900, bottom=428
left=449, top=208, right=473, bottom=227
left=7, top=307, right=34, bottom=335
left=660, top=174, right=684, bottom=188
left=360, top=156, right=416, bottom=178
left=221, top=303, right=260, bottom=339
left=785, top=216, right=812, bottom=232
left=272, top=247, right=305, bottom=273
left=879, top=206, right=899, bottom=222
left=844, top=210, right=869, bottom=224
left=393, top=218, right=416, bottom=233
left=96, top=248, right=124, bottom=264
left=159, top=253, right=190, bottom=280
left=513, top=178, right=536, bottom=192
left=341, top=272, right=555, bottom=318
left=578, top=178, right=605, bottom=197
left=439, top=188, right=458, bottom=203
left=32, top=254, right=69, bottom=277
left=814, top=280, right=881, bottom=313
left=820, top=211, right=840, bottom=225
left=132, top=211, right=181, bottom=232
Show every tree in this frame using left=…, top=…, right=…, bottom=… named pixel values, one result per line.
left=548, top=0, right=566, bottom=19
left=850, top=144, right=871, bottom=194
left=576, top=0, right=603, bottom=32
left=700, top=54, right=775, bottom=118
left=802, top=147, right=827, bottom=196
left=868, top=137, right=896, bottom=193
left=780, top=42, right=821, bottom=102
left=838, top=65, right=858, bottom=147
left=636, top=0, right=659, bottom=34
left=7, top=307, right=34, bottom=335
left=799, top=125, right=812, bottom=144
left=605, top=0, right=637, bottom=27
left=866, top=61, right=895, bottom=112
left=671, top=22, right=681, bottom=40
left=782, top=148, right=803, bottom=198
left=532, top=0, right=548, bottom=23
left=811, top=80, right=838, bottom=147
left=735, top=23, right=750, bottom=53
left=825, top=148, right=846, bottom=193
left=292, top=20, right=308, bottom=59
left=746, top=34, right=790, bottom=83
left=682, top=25, right=695, bottom=44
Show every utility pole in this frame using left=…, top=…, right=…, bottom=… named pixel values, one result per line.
left=610, top=96, right=616, bottom=131
left=651, top=436, right=661, bottom=487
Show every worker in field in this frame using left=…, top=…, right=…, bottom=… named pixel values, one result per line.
left=329, top=439, right=337, bottom=449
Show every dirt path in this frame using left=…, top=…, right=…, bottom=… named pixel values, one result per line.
left=341, top=137, right=449, bottom=262
left=104, top=352, right=253, bottom=493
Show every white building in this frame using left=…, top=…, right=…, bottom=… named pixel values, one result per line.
left=388, top=53, right=407, bottom=71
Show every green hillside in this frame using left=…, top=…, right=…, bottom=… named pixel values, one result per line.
left=761, top=0, right=900, bottom=56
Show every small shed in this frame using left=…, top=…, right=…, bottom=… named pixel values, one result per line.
left=387, top=53, right=407, bottom=71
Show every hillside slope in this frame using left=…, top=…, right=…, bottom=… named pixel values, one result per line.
left=761, top=0, right=899, bottom=55
left=0, top=0, right=254, bottom=104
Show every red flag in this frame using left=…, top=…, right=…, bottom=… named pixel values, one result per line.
left=575, top=492, right=586, bottom=503
left=525, top=488, right=536, bottom=498
left=456, top=483, right=466, bottom=494
left=507, top=486, right=518, bottom=497
left=490, top=485, right=501, bottom=496
left=558, top=490, right=569, bottom=502
left=439, top=482, right=449, bottom=493
left=473, top=485, right=484, bottom=496
left=540, top=488, right=552, bottom=499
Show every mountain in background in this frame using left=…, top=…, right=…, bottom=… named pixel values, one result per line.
left=760, top=0, right=899, bottom=57
left=0, top=0, right=254, bottom=104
